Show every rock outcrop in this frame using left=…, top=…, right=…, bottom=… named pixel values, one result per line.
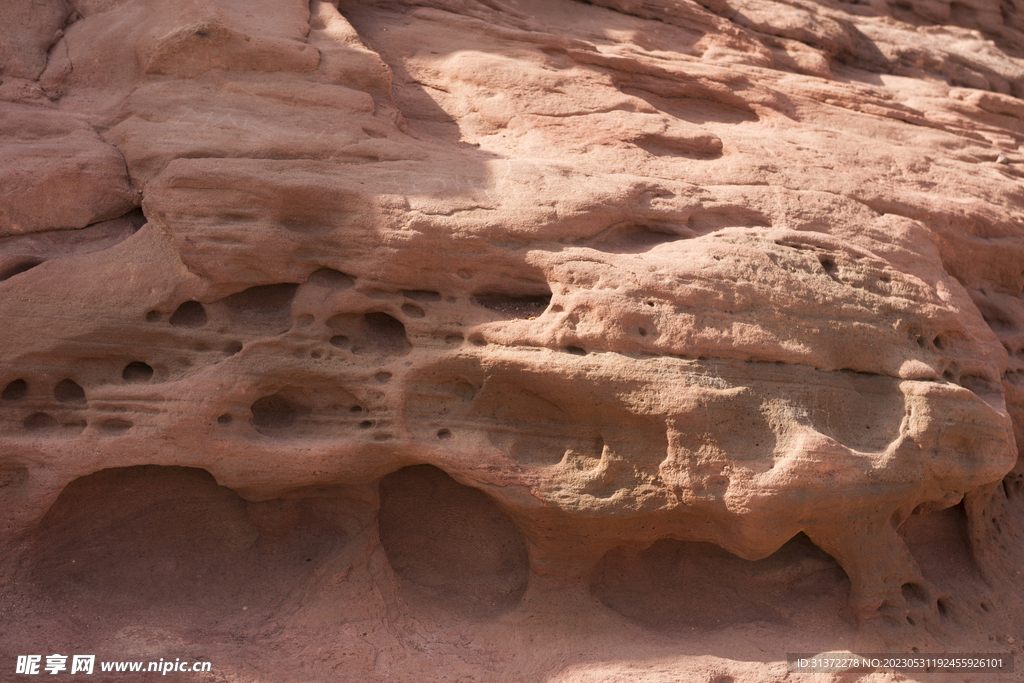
left=2, top=0, right=1024, bottom=680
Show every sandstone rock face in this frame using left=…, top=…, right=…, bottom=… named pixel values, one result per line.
left=2, top=0, right=1024, bottom=680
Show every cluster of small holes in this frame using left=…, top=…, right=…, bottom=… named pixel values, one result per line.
left=8, top=378, right=133, bottom=435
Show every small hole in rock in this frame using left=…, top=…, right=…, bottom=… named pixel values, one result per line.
left=375, top=372, right=392, bottom=383
left=906, top=616, right=916, bottom=626
left=401, top=304, right=425, bottom=319
left=902, top=582, right=928, bottom=603
left=0, top=259, right=43, bottom=281
left=169, top=301, right=207, bottom=328
left=100, top=418, right=132, bottom=433
left=402, top=290, right=441, bottom=302
left=445, top=335, right=463, bottom=345
left=361, top=312, right=409, bottom=355
left=378, top=465, right=529, bottom=616
left=565, top=346, right=586, bottom=355
left=937, top=598, right=950, bottom=616
left=638, top=327, right=648, bottom=337
left=310, top=350, right=322, bottom=359
left=145, top=310, right=161, bottom=323
left=327, top=311, right=411, bottom=356
left=251, top=394, right=301, bottom=431
left=222, top=283, right=299, bottom=318
left=469, top=336, right=486, bottom=347
left=65, top=420, right=87, bottom=433
left=217, top=414, right=232, bottom=426
left=307, top=268, right=354, bottom=289
left=122, top=362, right=154, bottom=383
left=359, top=420, right=373, bottom=430
left=24, top=412, right=58, bottom=431
left=54, top=379, right=86, bottom=405
left=2, top=379, right=27, bottom=401
left=473, top=292, right=551, bottom=319
left=329, top=335, right=350, bottom=349
left=351, top=405, right=363, bottom=413
left=437, top=428, right=452, bottom=439
left=225, top=342, right=243, bottom=355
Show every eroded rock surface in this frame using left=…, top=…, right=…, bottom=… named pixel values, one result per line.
left=2, top=0, right=1024, bottom=680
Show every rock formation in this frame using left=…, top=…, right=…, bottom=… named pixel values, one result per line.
left=1, top=0, right=1024, bottom=680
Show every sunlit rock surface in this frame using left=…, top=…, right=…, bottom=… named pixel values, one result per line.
left=2, top=0, right=1024, bottom=680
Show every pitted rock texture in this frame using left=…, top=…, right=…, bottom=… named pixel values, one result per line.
left=1, top=0, right=1024, bottom=680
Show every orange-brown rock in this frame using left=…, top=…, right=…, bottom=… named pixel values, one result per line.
left=2, top=0, right=1024, bottom=680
